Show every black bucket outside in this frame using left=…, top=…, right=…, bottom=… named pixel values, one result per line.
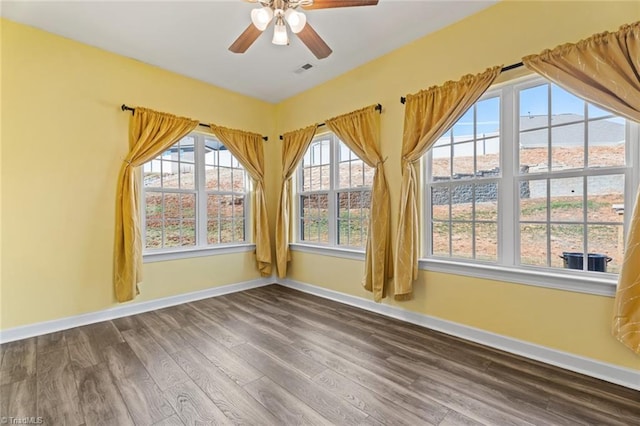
left=560, top=252, right=612, bottom=272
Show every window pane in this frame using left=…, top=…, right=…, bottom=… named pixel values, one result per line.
left=431, top=145, right=451, bottom=179
left=145, top=192, right=163, bottom=249
left=164, top=218, right=182, bottom=248
left=219, top=167, right=232, bottom=191
left=476, top=96, right=500, bottom=136
left=300, top=194, right=315, bottom=219
left=143, top=159, right=162, bottom=188
left=551, top=122, right=584, bottom=170
left=520, top=128, right=549, bottom=172
left=205, top=165, right=219, bottom=191
left=453, top=142, right=474, bottom=176
left=549, top=177, right=583, bottom=222
left=181, top=193, right=196, bottom=222
left=232, top=168, right=245, bottom=192
left=219, top=150, right=233, bottom=168
left=338, top=191, right=370, bottom=248
left=588, top=104, right=613, bottom=119
left=475, top=222, right=497, bottom=262
left=234, top=219, right=245, bottom=242
left=520, top=84, right=548, bottom=130
left=178, top=136, right=196, bottom=163
left=181, top=219, right=196, bottom=247
left=220, top=220, right=233, bottom=243
left=301, top=166, right=312, bottom=192
left=550, top=224, right=584, bottom=269
left=476, top=137, right=499, bottom=173
left=431, top=187, right=450, bottom=221
left=207, top=195, right=221, bottom=244
left=145, top=219, right=162, bottom=249
left=587, top=224, right=623, bottom=273
left=300, top=193, right=329, bottom=243
left=587, top=175, right=624, bottom=223
left=451, top=222, right=473, bottom=259
left=432, top=222, right=450, bottom=257
left=207, top=219, right=219, bottom=244
left=452, top=108, right=474, bottom=142
left=161, top=160, right=180, bottom=189
left=350, top=160, right=365, bottom=188
left=520, top=179, right=547, bottom=222
left=451, top=184, right=473, bottom=221
left=520, top=223, right=548, bottom=266
left=588, top=117, right=625, bottom=168
left=475, top=185, right=498, bottom=222
left=551, top=84, right=584, bottom=119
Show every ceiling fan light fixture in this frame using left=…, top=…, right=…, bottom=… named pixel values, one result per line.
left=284, top=8, right=306, bottom=33
left=250, top=6, right=273, bottom=31
left=272, top=16, right=289, bottom=45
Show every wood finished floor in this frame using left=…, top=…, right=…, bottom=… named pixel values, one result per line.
left=1, top=285, right=638, bottom=426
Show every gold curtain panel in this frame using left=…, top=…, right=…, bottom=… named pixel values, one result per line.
left=326, top=105, right=393, bottom=302
left=114, top=107, right=199, bottom=302
left=524, top=21, right=640, bottom=354
left=394, top=66, right=502, bottom=300
left=209, top=124, right=273, bottom=277
left=276, top=125, right=318, bottom=278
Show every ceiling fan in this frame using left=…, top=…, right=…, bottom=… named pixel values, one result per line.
left=229, top=0, right=379, bottom=60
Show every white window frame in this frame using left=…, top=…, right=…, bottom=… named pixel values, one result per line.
left=421, top=75, right=640, bottom=296
left=142, top=132, right=254, bottom=263
left=292, top=132, right=372, bottom=258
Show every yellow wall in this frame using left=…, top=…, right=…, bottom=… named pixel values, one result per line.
left=278, top=0, right=640, bottom=370
left=0, top=19, right=276, bottom=329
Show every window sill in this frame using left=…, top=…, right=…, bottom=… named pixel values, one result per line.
left=418, top=258, right=617, bottom=297
left=143, top=244, right=256, bottom=263
left=290, top=243, right=366, bottom=261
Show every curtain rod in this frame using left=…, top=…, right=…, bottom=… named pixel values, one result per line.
left=121, top=105, right=269, bottom=141
left=278, top=103, right=382, bottom=140
left=399, top=62, right=524, bottom=104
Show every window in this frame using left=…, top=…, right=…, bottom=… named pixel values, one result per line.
left=142, top=133, right=249, bottom=255
left=424, top=76, right=638, bottom=282
left=297, top=132, right=374, bottom=249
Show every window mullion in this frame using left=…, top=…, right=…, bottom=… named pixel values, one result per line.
left=329, top=135, right=338, bottom=245
left=501, top=85, right=516, bottom=266
left=196, top=134, right=207, bottom=247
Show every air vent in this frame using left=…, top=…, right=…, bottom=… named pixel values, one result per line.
left=294, top=63, right=314, bottom=74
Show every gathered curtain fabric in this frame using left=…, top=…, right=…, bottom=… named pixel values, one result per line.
left=210, top=125, right=272, bottom=277
left=276, top=125, right=317, bottom=278
left=524, top=22, right=640, bottom=354
left=114, top=108, right=198, bottom=302
left=326, top=105, right=392, bottom=302
left=394, top=66, right=502, bottom=300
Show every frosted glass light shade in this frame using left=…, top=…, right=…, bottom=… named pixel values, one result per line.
left=251, top=7, right=273, bottom=31
left=284, top=9, right=306, bottom=33
left=272, top=20, right=289, bottom=45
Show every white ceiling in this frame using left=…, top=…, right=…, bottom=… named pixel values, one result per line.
left=1, top=0, right=497, bottom=103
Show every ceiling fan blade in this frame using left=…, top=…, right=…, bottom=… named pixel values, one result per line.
left=229, top=24, right=263, bottom=54
left=302, top=0, right=378, bottom=10
left=297, top=23, right=333, bottom=59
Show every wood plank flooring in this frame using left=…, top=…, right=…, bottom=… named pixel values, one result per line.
left=1, top=284, right=638, bottom=425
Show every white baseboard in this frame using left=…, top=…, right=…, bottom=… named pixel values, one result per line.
left=277, top=278, right=640, bottom=391
left=0, top=278, right=273, bottom=344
